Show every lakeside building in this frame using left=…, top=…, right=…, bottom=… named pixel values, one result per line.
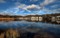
left=30, top=15, right=43, bottom=22
left=0, top=15, right=15, bottom=21
left=24, top=15, right=43, bottom=22
left=42, top=13, right=60, bottom=23
left=24, top=15, right=31, bottom=21
left=15, top=16, right=24, bottom=21
left=0, top=13, right=60, bottom=24
left=50, top=13, right=60, bottom=23
left=0, top=15, right=23, bottom=21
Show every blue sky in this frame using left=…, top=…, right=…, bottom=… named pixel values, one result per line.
left=0, top=0, right=60, bottom=16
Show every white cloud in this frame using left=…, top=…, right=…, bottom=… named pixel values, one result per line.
left=50, top=4, right=60, bottom=9
left=40, top=0, right=56, bottom=6
left=0, top=7, right=19, bottom=15
left=23, top=4, right=41, bottom=11
left=24, top=4, right=39, bottom=9
left=52, top=8, right=60, bottom=13
left=51, top=5, right=58, bottom=8
left=0, top=0, right=6, bottom=3
left=15, top=2, right=31, bottom=12
left=18, top=4, right=26, bottom=8
left=18, top=4, right=31, bottom=12
left=30, top=0, right=38, bottom=2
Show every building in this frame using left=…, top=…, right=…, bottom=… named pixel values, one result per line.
left=30, top=15, right=43, bottom=22
left=56, top=16, right=60, bottom=23
left=43, top=13, right=60, bottom=23
left=0, top=15, right=15, bottom=21
left=51, top=16, right=56, bottom=22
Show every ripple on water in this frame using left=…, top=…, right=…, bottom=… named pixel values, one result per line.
left=0, top=21, right=60, bottom=29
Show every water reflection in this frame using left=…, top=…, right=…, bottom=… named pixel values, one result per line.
left=0, top=21, right=60, bottom=38
left=0, top=21, right=60, bottom=28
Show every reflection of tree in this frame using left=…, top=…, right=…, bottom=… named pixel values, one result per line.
left=34, top=32, right=54, bottom=38
left=3, top=29, right=19, bottom=38
left=4, top=32, right=6, bottom=38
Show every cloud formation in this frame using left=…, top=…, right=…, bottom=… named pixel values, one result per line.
left=18, top=4, right=42, bottom=12
left=23, top=4, right=41, bottom=11
left=40, top=0, right=56, bottom=6
left=30, top=0, right=38, bottom=2
left=0, top=0, right=60, bottom=15
left=0, top=0, right=6, bottom=3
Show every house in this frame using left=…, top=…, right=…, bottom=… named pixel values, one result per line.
left=0, top=15, right=15, bottom=21
left=56, top=16, right=60, bottom=23
left=51, top=16, right=56, bottom=22
left=39, top=16, right=43, bottom=21
left=45, top=13, right=60, bottom=23
left=30, top=15, right=43, bottom=22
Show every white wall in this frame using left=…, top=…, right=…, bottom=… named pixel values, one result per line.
left=31, top=17, right=36, bottom=21
left=51, top=17, right=56, bottom=22
left=39, top=17, right=43, bottom=21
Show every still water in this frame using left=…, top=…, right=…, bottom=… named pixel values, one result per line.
left=0, top=21, right=60, bottom=28
left=0, top=21, right=60, bottom=37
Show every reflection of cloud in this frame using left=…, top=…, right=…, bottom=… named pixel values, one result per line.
left=0, top=0, right=6, bottom=3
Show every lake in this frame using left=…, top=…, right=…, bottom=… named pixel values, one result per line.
left=0, top=21, right=60, bottom=38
